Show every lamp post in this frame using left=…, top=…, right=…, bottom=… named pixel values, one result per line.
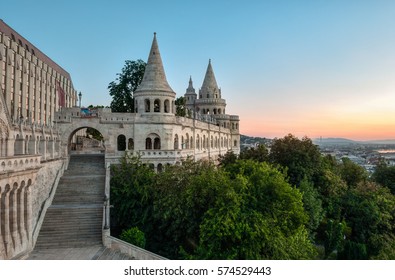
left=78, top=91, right=82, bottom=108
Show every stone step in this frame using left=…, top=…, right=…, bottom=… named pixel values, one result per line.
left=92, top=247, right=134, bottom=260
left=33, top=153, right=106, bottom=253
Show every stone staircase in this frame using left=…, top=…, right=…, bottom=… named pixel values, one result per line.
left=34, top=154, right=106, bottom=250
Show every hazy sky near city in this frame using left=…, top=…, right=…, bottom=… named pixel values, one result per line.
left=2, top=0, right=395, bottom=140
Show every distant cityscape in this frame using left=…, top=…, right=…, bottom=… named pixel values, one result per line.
left=241, top=135, right=395, bottom=173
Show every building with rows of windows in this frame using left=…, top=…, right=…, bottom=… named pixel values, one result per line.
left=0, top=19, right=77, bottom=126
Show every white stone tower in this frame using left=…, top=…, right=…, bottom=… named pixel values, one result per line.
left=134, top=33, right=176, bottom=114
left=195, top=59, right=226, bottom=115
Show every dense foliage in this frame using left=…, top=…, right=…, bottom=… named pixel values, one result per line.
left=110, top=135, right=395, bottom=259
left=108, top=60, right=146, bottom=113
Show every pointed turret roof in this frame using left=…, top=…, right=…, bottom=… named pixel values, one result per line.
left=186, top=76, right=196, bottom=94
left=201, top=59, right=219, bottom=94
left=135, top=33, right=175, bottom=95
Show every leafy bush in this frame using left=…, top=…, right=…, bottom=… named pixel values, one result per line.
left=120, top=226, right=146, bottom=248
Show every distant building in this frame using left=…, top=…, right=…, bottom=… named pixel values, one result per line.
left=0, top=19, right=77, bottom=125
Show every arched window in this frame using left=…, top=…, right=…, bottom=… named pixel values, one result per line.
left=181, top=136, right=184, bottom=149
left=117, top=135, right=126, bottom=151
left=190, top=136, right=193, bottom=149
left=145, top=99, right=150, bottom=112
left=146, top=138, right=152, bottom=149
left=157, top=163, right=163, bottom=173
left=164, top=99, right=170, bottom=113
left=174, top=134, right=179, bottom=149
left=186, top=133, right=189, bottom=149
left=213, top=108, right=217, bottom=114
left=196, top=134, right=200, bottom=150
left=234, top=140, right=237, bottom=147
left=149, top=163, right=155, bottom=170
left=218, top=108, right=222, bottom=114
left=154, top=99, right=160, bottom=112
left=128, top=138, right=134, bottom=150
left=154, top=137, right=161, bottom=149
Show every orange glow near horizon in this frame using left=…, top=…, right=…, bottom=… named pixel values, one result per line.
left=240, top=114, right=395, bottom=141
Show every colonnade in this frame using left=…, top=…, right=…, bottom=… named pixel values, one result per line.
left=0, top=180, right=32, bottom=259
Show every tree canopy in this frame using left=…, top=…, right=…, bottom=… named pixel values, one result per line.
left=110, top=134, right=395, bottom=260
left=108, top=59, right=146, bottom=112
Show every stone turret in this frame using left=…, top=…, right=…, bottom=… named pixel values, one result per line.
left=134, top=33, right=176, bottom=114
left=195, top=60, right=226, bottom=115
left=184, top=76, right=197, bottom=112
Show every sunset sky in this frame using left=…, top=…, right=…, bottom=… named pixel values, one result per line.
left=2, top=0, right=395, bottom=140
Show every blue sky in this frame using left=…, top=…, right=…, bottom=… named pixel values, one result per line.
left=2, top=0, right=395, bottom=140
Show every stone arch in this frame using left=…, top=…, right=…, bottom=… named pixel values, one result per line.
left=174, top=134, right=179, bottom=150
left=157, top=163, right=163, bottom=173
left=145, top=138, right=152, bottom=150
left=154, top=99, right=160, bottom=112
left=154, top=137, right=161, bottom=150
left=128, top=138, right=134, bottom=150
left=64, top=122, right=107, bottom=154
left=145, top=99, right=150, bottom=112
left=185, top=133, right=189, bottom=149
left=164, top=99, right=170, bottom=113
left=117, top=135, right=126, bottom=151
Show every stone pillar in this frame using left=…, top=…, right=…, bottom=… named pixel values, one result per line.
left=9, top=184, right=19, bottom=253
left=6, top=138, right=15, bottom=157
left=25, top=137, right=29, bottom=155
left=103, top=161, right=111, bottom=245
left=0, top=186, right=5, bottom=259
left=28, top=138, right=37, bottom=155
left=1, top=185, right=11, bottom=258
left=48, top=139, right=55, bottom=159
left=14, top=137, right=25, bottom=155
left=39, top=138, right=47, bottom=160
left=25, top=185, right=32, bottom=242
left=17, top=183, right=26, bottom=251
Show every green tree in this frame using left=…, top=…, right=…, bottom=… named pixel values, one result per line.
left=194, top=160, right=316, bottom=259
left=372, top=160, right=395, bottom=194
left=338, top=157, right=368, bottom=188
left=110, top=155, right=155, bottom=236
left=151, top=159, right=231, bottom=258
left=269, top=134, right=322, bottom=187
left=120, top=226, right=146, bottom=248
left=175, top=96, right=186, bottom=117
left=108, top=59, right=146, bottom=113
left=239, top=144, right=269, bottom=162
left=85, top=127, right=103, bottom=141
left=218, top=150, right=238, bottom=166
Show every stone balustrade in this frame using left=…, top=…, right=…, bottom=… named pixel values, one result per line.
left=0, top=155, right=41, bottom=174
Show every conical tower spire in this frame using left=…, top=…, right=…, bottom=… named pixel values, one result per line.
left=135, top=33, right=175, bottom=94
left=186, top=76, right=195, bottom=93
left=200, top=59, right=220, bottom=99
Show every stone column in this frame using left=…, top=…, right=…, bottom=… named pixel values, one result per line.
left=1, top=185, right=11, bottom=258
left=103, top=161, right=111, bottom=246
left=9, top=184, right=19, bottom=253
left=25, top=185, right=32, bottom=242
left=6, top=138, right=15, bottom=157
left=39, top=138, right=47, bottom=160
left=28, top=137, right=37, bottom=155
left=14, top=137, right=25, bottom=155
left=18, top=183, right=26, bottom=251
left=0, top=186, right=5, bottom=259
